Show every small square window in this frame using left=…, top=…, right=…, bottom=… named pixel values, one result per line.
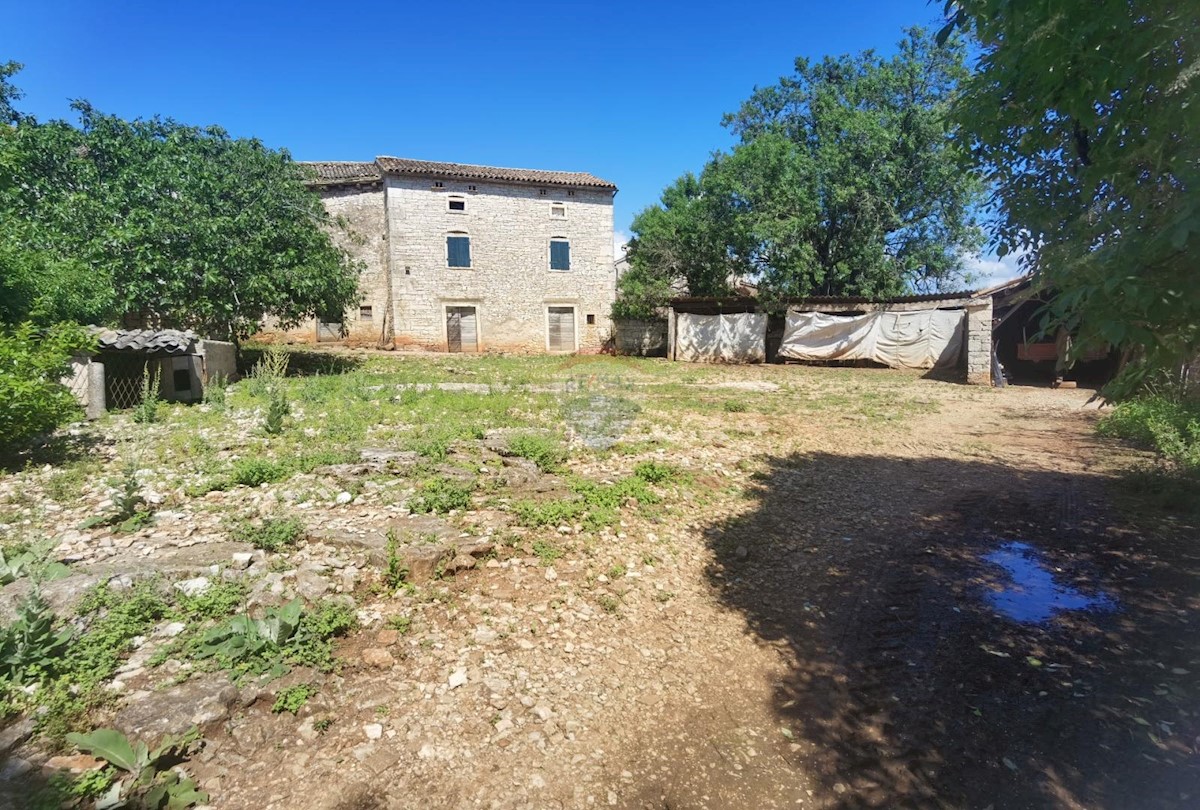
left=538, top=188, right=547, bottom=196
left=360, top=305, right=373, bottom=320
left=448, top=197, right=466, bottom=212
left=433, top=181, right=444, bottom=188
left=586, top=313, right=596, bottom=325
left=467, top=185, right=477, bottom=192
left=550, top=204, right=566, bottom=219
left=568, top=190, right=576, bottom=197
left=173, top=368, right=191, bottom=392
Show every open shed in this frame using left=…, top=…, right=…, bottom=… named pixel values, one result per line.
left=667, top=291, right=994, bottom=383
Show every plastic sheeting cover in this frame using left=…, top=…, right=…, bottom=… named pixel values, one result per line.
left=778, top=309, right=964, bottom=369
left=676, top=313, right=768, bottom=364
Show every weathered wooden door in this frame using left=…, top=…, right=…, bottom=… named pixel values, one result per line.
left=446, top=306, right=477, bottom=352
left=547, top=307, right=575, bottom=353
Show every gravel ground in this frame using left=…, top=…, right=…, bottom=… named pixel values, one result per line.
left=2, top=359, right=1196, bottom=810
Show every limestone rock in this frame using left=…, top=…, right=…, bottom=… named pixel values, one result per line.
left=112, top=673, right=242, bottom=739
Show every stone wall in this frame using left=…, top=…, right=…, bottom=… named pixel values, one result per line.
left=613, top=319, right=668, bottom=357
left=386, top=176, right=615, bottom=352
left=965, top=299, right=994, bottom=385
left=265, top=184, right=390, bottom=345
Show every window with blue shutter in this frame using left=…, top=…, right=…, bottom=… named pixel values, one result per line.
left=447, top=234, right=471, bottom=267
left=550, top=239, right=570, bottom=271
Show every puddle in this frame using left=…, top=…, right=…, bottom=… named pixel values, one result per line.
left=982, top=541, right=1118, bottom=624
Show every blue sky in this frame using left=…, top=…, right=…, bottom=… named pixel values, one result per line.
left=2, top=0, right=1018, bottom=282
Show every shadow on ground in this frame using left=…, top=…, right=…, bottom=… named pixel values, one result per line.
left=238, top=347, right=364, bottom=377
left=697, top=451, right=1200, bottom=809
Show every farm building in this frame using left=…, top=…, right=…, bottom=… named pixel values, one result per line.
left=664, top=280, right=1117, bottom=386
left=263, top=157, right=619, bottom=354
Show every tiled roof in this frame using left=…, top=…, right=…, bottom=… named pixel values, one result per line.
left=300, top=161, right=383, bottom=187
left=90, top=327, right=199, bottom=355
left=374, top=157, right=616, bottom=190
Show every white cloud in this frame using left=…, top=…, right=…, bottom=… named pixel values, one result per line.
left=613, top=230, right=630, bottom=259
left=963, top=247, right=1027, bottom=289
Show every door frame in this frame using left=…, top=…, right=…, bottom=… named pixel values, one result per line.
left=544, top=303, right=579, bottom=353
left=442, top=302, right=482, bottom=353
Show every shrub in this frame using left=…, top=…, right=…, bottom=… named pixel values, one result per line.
left=507, top=433, right=567, bottom=472
left=1098, top=395, right=1200, bottom=471
left=633, top=460, right=677, bottom=484
left=230, top=457, right=290, bottom=487
left=0, top=322, right=94, bottom=452
left=409, top=476, right=474, bottom=514
left=272, top=683, right=314, bottom=714
left=230, top=516, right=304, bottom=552
left=723, top=400, right=748, bottom=413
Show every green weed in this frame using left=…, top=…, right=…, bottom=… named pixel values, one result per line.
left=229, top=515, right=304, bottom=552
left=409, top=476, right=474, bottom=514
left=272, top=683, right=315, bottom=714
left=506, top=433, right=567, bottom=472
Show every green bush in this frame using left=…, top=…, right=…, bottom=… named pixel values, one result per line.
left=1098, top=395, right=1200, bottom=470
left=507, top=433, right=567, bottom=472
left=0, top=322, right=94, bottom=452
left=230, top=457, right=291, bottom=487
left=229, top=516, right=304, bottom=552
left=633, top=460, right=677, bottom=484
left=409, top=476, right=474, bottom=514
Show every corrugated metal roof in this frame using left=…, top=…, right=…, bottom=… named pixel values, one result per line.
left=375, top=157, right=617, bottom=190
left=670, top=290, right=979, bottom=306
left=89, top=328, right=199, bottom=355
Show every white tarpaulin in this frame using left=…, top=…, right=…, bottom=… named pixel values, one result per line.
left=676, top=312, right=768, bottom=363
left=778, top=308, right=964, bottom=369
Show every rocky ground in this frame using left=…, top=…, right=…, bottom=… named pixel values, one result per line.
left=0, top=352, right=1196, bottom=809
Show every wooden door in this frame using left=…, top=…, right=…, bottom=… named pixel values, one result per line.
left=547, top=307, right=575, bottom=353
left=447, top=306, right=477, bottom=352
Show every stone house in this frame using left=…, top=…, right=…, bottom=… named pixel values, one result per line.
left=270, top=157, right=618, bottom=353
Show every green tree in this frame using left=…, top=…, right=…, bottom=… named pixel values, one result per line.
left=0, top=66, right=361, bottom=341
left=943, top=1, right=1199, bottom=390
left=618, top=28, right=982, bottom=316
left=616, top=173, right=745, bottom=318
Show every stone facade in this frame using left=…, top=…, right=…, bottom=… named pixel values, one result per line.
left=387, top=176, right=614, bottom=352
left=269, top=159, right=616, bottom=353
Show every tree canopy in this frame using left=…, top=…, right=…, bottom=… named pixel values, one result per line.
left=616, top=29, right=983, bottom=318
left=0, top=62, right=360, bottom=341
left=943, top=1, right=1199, bottom=389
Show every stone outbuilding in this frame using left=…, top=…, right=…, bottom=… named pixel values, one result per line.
left=64, top=328, right=237, bottom=418
left=264, top=157, right=618, bottom=354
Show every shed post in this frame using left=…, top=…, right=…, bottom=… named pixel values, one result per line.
left=965, top=298, right=994, bottom=385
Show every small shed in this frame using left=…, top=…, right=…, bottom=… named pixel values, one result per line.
left=65, top=328, right=237, bottom=417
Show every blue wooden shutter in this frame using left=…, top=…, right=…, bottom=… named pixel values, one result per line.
left=550, top=240, right=570, bottom=270
left=448, top=235, right=470, bottom=267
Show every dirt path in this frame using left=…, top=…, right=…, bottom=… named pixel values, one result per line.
left=615, top=385, right=1200, bottom=809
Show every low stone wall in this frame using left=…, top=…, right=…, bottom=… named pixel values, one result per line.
left=199, top=339, right=237, bottom=383
left=613, top=319, right=667, bottom=357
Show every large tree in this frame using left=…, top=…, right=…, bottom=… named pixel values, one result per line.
left=943, top=1, right=1199, bottom=389
left=0, top=63, right=360, bottom=341
left=618, top=28, right=983, bottom=315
